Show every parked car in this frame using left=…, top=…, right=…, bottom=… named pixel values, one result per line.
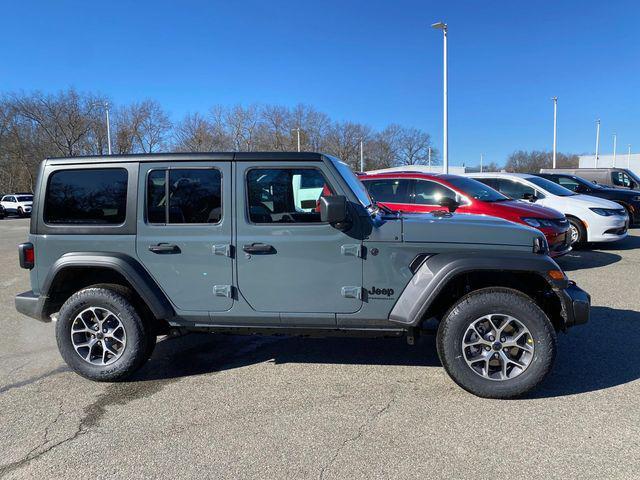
left=535, top=172, right=640, bottom=225
left=468, top=173, right=629, bottom=247
left=15, top=153, right=590, bottom=399
left=539, top=168, right=640, bottom=190
left=0, top=193, right=34, bottom=217
left=359, top=171, right=571, bottom=257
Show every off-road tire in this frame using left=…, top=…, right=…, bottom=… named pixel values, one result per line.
left=437, top=287, right=557, bottom=399
left=56, top=287, right=152, bottom=381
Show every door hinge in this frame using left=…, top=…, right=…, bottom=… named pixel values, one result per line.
left=341, top=244, right=364, bottom=258
left=213, top=285, right=234, bottom=298
left=212, top=244, right=233, bottom=258
left=341, top=286, right=363, bottom=300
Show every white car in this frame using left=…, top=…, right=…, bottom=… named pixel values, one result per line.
left=467, top=173, right=628, bottom=245
left=0, top=194, right=33, bottom=217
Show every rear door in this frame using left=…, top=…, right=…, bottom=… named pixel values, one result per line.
left=136, top=161, right=233, bottom=312
left=235, top=161, right=363, bottom=318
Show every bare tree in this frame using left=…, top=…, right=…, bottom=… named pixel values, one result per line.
left=173, top=112, right=228, bottom=152
left=505, top=150, right=578, bottom=173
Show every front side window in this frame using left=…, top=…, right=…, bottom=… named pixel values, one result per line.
left=557, top=176, right=581, bottom=192
left=612, top=171, right=631, bottom=187
left=363, top=179, right=412, bottom=203
left=413, top=180, right=456, bottom=205
left=147, top=169, right=222, bottom=224
left=44, top=168, right=127, bottom=225
left=247, top=168, right=333, bottom=223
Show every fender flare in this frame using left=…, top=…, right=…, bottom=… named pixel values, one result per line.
left=42, top=252, right=175, bottom=320
left=388, top=252, right=564, bottom=326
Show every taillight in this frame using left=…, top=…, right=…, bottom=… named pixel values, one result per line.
left=18, top=242, right=34, bottom=269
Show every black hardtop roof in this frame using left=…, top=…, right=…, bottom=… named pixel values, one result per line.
left=45, top=151, right=329, bottom=165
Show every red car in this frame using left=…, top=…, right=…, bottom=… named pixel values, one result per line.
left=360, top=172, right=571, bottom=257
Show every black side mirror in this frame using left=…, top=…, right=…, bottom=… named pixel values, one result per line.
left=522, top=192, right=538, bottom=202
left=438, top=197, right=460, bottom=213
left=320, top=195, right=348, bottom=224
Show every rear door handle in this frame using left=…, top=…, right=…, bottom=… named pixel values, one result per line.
left=148, top=243, right=181, bottom=254
left=242, top=243, right=275, bottom=254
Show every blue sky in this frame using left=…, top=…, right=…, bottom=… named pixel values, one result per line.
left=1, top=0, right=639, bottom=166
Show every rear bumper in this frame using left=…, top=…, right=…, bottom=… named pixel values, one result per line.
left=15, top=290, right=50, bottom=322
left=558, top=282, right=590, bottom=328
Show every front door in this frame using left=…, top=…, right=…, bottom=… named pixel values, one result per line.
left=235, top=162, right=363, bottom=316
left=136, top=162, right=233, bottom=312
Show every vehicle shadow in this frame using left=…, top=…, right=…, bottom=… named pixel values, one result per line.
left=133, top=306, right=640, bottom=399
left=531, top=306, right=640, bottom=398
left=556, top=250, right=621, bottom=271
left=132, top=331, right=441, bottom=382
left=591, top=233, right=640, bottom=251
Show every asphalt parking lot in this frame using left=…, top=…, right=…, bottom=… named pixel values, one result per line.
left=1, top=217, right=639, bottom=479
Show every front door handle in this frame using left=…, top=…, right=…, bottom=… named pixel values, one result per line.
left=242, top=243, right=276, bottom=254
left=148, top=243, right=181, bottom=254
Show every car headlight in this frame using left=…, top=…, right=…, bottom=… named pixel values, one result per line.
left=589, top=207, right=624, bottom=216
left=533, top=236, right=549, bottom=254
left=522, top=217, right=555, bottom=228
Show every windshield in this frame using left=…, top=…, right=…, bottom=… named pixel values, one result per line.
left=446, top=176, right=509, bottom=202
left=625, top=169, right=640, bottom=185
left=329, top=157, right=373, bottom=208
left=16, top=196, right=33, bottom=202
left=527, top=176, right=577, bottom=196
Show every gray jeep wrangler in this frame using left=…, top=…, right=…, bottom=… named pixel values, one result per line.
left=15, top=152, right=590, bottom=398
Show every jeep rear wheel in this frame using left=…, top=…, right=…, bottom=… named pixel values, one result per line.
left=55, top=287, right=152, bottom=381
left=437, top=287, right=556, bottom=399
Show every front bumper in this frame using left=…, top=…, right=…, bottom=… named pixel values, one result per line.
left=589, top=214, right=629, bottom=242
left=558, top=282, right=590, bottom=328
left=15, top=290, right=50, bottom=322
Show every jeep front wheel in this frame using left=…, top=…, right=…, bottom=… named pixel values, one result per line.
left=55, top=287, right=152, bottom=381
left=436, top=287, right=557, bottom=399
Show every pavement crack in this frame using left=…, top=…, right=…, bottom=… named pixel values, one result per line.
left=318, top=386, right=398, bottom=480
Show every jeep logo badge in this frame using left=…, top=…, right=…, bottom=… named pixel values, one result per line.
left=367, top=286, right=394, bottom=297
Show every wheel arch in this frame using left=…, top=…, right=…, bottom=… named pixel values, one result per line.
left=41, top=252, right=175, bottom=322
left=388, top=252, right=567, bottom=331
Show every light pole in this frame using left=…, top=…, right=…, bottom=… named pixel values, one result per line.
left=612, top=133, right=617, bottom=167
left=594, top=119, right=601, bottom=167
left=432, top=21, right=448, bottom=174
left=552, top=97, right=558, bottom=168
left=628, top=144, right=632, bottom=168
left=93, top=101, right=112, bottom=155
left=428, top=146, right=432, bottom=169
left=291, top=128, right=301, bottom=152
left=360, top=140, right=364, bottom=172
left=480, top=153, right=484, bottom=173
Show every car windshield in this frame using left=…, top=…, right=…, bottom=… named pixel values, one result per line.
left=574, top=176, right=604, bottom=189
left=446, top=176, right=509, bottom=202
left=625, top=169, right=640, bottom=185
left=527, top=176, right=577, bottom=196
left=16, top=196, right=33, bottom=202
left=329, top=157, right=373, bottom=208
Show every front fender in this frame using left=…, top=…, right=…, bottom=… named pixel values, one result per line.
left=388, top=252, right=564, bottom=326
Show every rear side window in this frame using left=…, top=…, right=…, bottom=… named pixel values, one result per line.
left=363, top=179, right=411, bottom=203
left=147, top=169, right=222, bottom=224
left=44, top=169, right=128, bottom=225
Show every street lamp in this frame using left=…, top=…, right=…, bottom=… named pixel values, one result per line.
left=594, top=119, right=601, bottom=168
left=291, top=128, right=301, bottom=152
left=613, top=133, right=617, bottom=167
left=360, top=140, right=364, bottom=172
left=431, top=21, right=448, bottom=174
left=480, top=153, right=484, bottom=173
left=552, top=97, right=558, bottom=168
left=93, top=101, right=112, bottom=155
left=628, top=144, right=632, bottom=168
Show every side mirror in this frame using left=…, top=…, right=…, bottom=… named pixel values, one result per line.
left=438, top=197, right=460, bottom=213
left=320, top=195, right=348, bottom=224
left=522, top=192, right=538, bottom=202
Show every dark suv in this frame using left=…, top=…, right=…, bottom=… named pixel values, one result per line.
left=15, top=153, right=590, bottom=399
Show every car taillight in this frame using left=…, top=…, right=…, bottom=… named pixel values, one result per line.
left=18, top=242, right=34, bottom=269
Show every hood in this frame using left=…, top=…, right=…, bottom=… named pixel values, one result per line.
left=489, top=200, right=563, bottom=219
left=570, top=194, right=622, bottom=208
left=594, top=186, right=640, bottom=198
left=401, top=212, right=541, bottom=247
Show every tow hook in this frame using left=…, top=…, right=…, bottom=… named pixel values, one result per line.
left=406, top=327, right=419, bottom=346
